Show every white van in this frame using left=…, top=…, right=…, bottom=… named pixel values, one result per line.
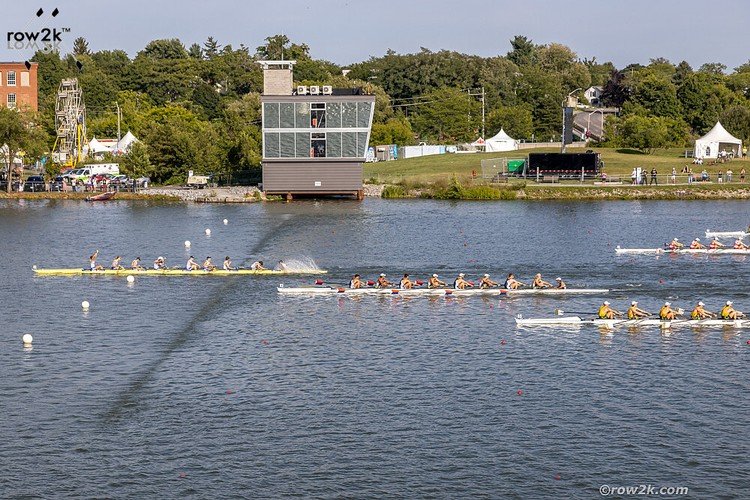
left=82, top=163, right=120, bottom=176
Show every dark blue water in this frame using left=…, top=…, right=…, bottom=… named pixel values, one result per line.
left=1, top=198, right=749, bottom=497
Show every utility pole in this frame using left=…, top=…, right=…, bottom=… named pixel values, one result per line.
left=467, top=87, right=486, bottom=139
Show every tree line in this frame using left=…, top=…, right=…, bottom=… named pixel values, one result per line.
left=4, top=34, right=750, bottom=186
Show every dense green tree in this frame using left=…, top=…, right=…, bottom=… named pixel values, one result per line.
left=629, top=72, right=681, bottom=118
left=507, top=35, right=536, bottom=67
left=203, top=37, right=222, bottom=59
left=370, top=117, right=414, bottom=146
left=72, top=37, right=90, bottom=56
left=677, top=73, right=736, bottom=133
left=120, top=141, right=152, bottom=178
left=618, top=115, right=671, bottom=153
left=138, top=39, right=188, bottom=60
left=188, top=43, right=204, bottom=60
left=720, top=105, right=750, bottom=142
left=699, top=62, right=727, bottom=75
left=0, top=109, right=34, bottom=191
left=256, top=34, right=310, bottom=60
left=410, top=87, right=481, bottom=142
left=486, top=105, right=533, bottom=139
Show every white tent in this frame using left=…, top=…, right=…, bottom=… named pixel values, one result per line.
left=470, top=137, right=486, bottom=149
left=116, top=130, right=138, bottom=152
left=485, top=129, right=519, bottom=152
left=87, top=137, right=111, bottom=154
left=694, top=122, right=742, bottom=159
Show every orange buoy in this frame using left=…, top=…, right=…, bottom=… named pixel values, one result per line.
left=517, top=389, right=523, bottom=396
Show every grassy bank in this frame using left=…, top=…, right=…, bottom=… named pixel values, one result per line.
left=365, top=146, right=749, bottom=185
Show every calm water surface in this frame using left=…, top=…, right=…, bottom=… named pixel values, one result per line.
left=1, top=198, right=749, bottom=498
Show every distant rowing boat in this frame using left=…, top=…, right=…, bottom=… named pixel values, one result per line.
left=85, top=191, right=116, bottom=202
left=33, top=268, right=327, bottom=276
left=615, top=246, right=750, bottom=255
left=515, top=315, right=750, bottom=328
left=705, top=229, right=748, bottom=238
left=277, top=286, right=609, bottom=296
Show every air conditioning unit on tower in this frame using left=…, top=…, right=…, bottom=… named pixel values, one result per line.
left=322, top=85, right=333, bottom=95
left=310, top=86, right=320, bottom=95
left=297, top=85, right=309, bottom=95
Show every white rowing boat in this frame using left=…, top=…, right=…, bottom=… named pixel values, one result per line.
left=515, top=315, right=750, bottom=328
left=277, top=286, right=609, bottom=297
left=705, top=229, right=748, bottom=238
left=615, top=246, right=750, bottom=255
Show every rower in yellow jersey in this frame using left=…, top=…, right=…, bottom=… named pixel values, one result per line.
left=597, top=301, right=621, bottom=319
left=626, top=301, right=650, bottom=319
left=349, top=274, right=363, bottom=289
left=691, top=301, right=715, bottom=320
left=453, top=273, right=473, bottom=289
left=532, top=273, right=552, bottom=288
left=375, top=273, right=392, bottom=288
left=400, top=273, right=413, bottom=289
left=555, top=277, right=567, bottom=289
left=428, top=274, right=447, bottom=288
left=734, top=239, right=750, bottom=250
left=709, top=237, right=725, bottom=250
left=203, top=256, right=216, bottom=271
left=478, top=274, right=498, bottom=288
left=719, top=301, right=744, bottom=320
left=689, top=238, right=705, bottom=249
left=658, top=302, right=681, bottom=320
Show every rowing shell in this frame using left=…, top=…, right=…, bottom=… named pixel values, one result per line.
left=33, top=268, right=327, bottom=276
left=705, top=229, right=748, bottom=238
left=277, top=286, right=609, bottom=296
left=615, top=246, right=750, bottom=255
left=515, top=315, right=749, bottom=328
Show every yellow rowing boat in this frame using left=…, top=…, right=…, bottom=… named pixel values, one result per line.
left=33, top=268, right=327, bottom=276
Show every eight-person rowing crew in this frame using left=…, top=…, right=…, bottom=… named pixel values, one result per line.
left=669, top=237, right=749, bottom=250
left=347, top=272, right=568, bottom=290
left=89, top=250, right=286, bottom=272
left=597, top=300, right=744, bottom=320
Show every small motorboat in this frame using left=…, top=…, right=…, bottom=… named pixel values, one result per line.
left=85, top=191, right=116, bottom=202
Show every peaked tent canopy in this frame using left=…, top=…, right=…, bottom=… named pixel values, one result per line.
left=116, top=130, right=138, bottom=152
left=485, top=129, right=519, bottom=152
left=694, top=122, right=742, bottom=159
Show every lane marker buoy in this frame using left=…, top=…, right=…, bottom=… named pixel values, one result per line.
left=81, top=300, right=90, bottom=310
left=223, top=219, right=228, bottom=225
left=184, top=240, right=191, bottom=248
left=22, top=334, right=33, bottom=346
left=126, top=275, right=135, bottom=283
left=205, top=228, right=211, bottom=236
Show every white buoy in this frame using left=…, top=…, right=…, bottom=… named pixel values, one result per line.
left=82, top=300, right=90, bottom=310
left=205, top=228, right=211, bottom=236
left=126, top=275, right=135, bottom=283
left=22, top=334, right=33, bottom=346
left=184, top=240, right=191, bottom=248
left=223, top=219, right=228, bottom=225
left=32, top=265, right=37, bottom=270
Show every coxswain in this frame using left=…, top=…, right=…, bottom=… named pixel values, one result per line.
left=428, top=274, right=447, bottom=288
left=504, top=273, right=525, bottom=290
left=668, top=238, right=684, bottom=250
left=691, top=301, right=715, bottom=320
left=734, top=239, right=749, bottom=250
left=277, top=260, right=288, bottom=271
left=659, top=301, right=681, bottom=320
left=131, top=257, right=144, bottom=270
left=454, top=273, right=473, bottom=289
left=223, top=256, right=234, bottom=271
left=400, top=273, right=413, bottom=289
left=597, top=301, right=621, bottom=319
left=153, top=256, right=166, bottom=270
left=709, top=237, right=725, bottom=250
left=111, top=256, right=124, bottom=270
left=203, top=256, right=216, bottom=271
left=89, top=250, right=103, bottom=271
left=627, top=301, right=650, bottom=319
left=250, top=260, right=265, bottom=270
left=532, top=273, right=552, bottom=288
left=186, top=256, right=199, bottom=271
left=349, top=274, right=363, bottom=289
left=555, top=277, right=567, bottom=289
left=689, top=238, right=705, bottom=249
left=479, top=273, right=498, bottom=288
left=720, top=300, right=744, bottom=320
left=375, top=273, right=391, bottom=288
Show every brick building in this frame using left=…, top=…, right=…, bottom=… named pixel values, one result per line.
left=0, top=62, right=38, bottom=111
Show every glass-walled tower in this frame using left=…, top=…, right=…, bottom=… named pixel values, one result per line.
left=259, top=60, right=375, bottom=199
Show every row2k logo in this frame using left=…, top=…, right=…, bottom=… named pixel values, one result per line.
left=7, top=8, right=71, bottom=53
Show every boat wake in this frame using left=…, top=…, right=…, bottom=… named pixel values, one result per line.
left=276, top=257, right=323, bottom=272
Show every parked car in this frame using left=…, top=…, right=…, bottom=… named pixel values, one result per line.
left=110, top=174, right=132, bottom=189
left=24, top=176, right=47, bottom=192
left=92, top=173, right=113, bottom=183
left=135, top=176, right=150, bottom=188
left=49, top=176, right=65, bottom=192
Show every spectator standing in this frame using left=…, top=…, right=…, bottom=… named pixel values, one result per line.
left=671, top=167, right=677, bottom=184
left=718, top=170, right=724, bottom=183
left=727, top=169, right=733, bottom=182
left=741, top=168, right=746, bottom=183
left=650, top=167, right=658, bottom=185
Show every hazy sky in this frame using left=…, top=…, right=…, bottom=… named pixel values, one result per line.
left=2, top=0, right=749, bottom=70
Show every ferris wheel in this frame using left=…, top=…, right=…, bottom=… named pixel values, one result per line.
left=52, top=78, right=87, bottom=167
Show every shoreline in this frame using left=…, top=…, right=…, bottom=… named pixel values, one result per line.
left=4, top=183, right=750, bottom=202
